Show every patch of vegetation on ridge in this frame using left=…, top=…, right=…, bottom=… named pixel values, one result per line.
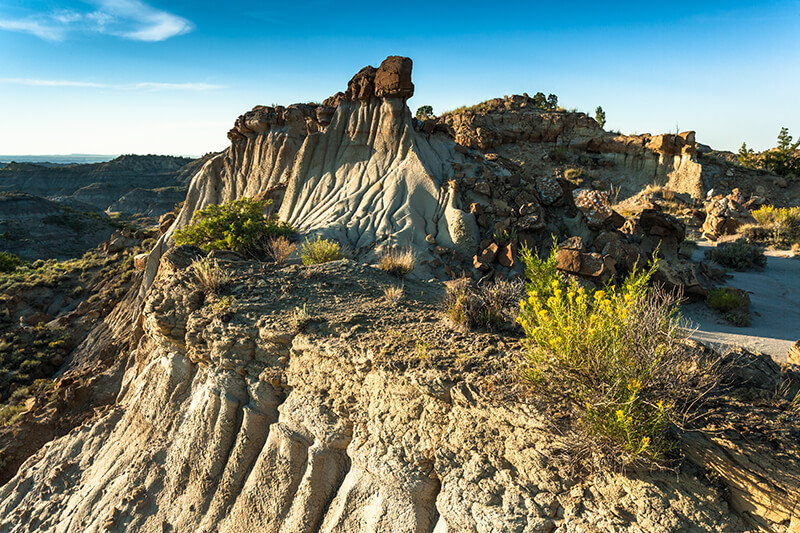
left=738, top=127, right=800, bottom=179
left=0, top=247, right=142, bottom=423
left=441, top=92, right=560, bottom=117
left=173, top=197, right=294, bottom=256
left=743, top=205, right=800, bottom=249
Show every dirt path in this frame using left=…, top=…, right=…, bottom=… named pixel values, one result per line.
left=682, top=243, right=800, bottom=362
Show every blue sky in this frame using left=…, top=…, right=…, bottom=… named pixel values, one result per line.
left=0, top=0, right=798, bottom=156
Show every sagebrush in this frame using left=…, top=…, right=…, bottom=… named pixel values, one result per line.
left=704, top=241, right=766, bottom=271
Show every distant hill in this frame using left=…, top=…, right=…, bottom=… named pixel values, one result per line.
left=0, top=192, right=118, bottom=261
left=0, top=154, right=118, bottom=165
left=0, top=154, right=211, bottom=216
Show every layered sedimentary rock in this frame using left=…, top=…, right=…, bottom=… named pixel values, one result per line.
left=143, top=56, right=480, bottom=297
left=2, top=57, right=800, bottom=533
left=436, top=95, right=704, bottom=199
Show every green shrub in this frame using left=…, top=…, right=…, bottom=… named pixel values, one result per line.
left=746, top=205, right=800, bottom=248
left=173, top=197, right=294, bottom=256
left=517, top=246, right=719, bottom=463
left=0, top=252, right=23, bottom=273
left=706, top=287, right=751, bottom=327
left=299, top=236, right=342, bottom=265
left=415, top=105, right=435, bottom=120
left=707, top=287, right=749, bottom=313
left=704, top=241, right=766, bottom=271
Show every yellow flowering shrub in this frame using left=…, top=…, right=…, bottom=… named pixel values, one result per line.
left=746, top=205, right=800, bottom=248
left=517, top=244, right=689, bottom=462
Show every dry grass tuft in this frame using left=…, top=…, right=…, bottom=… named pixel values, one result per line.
left=266, top=236, right=296, bottom=263
left=300, top=236, right=342, bottom=265
left=378, top=247, right=416, bottom=277
left=443, top=278, right=525, bottom=331
left=383, top=284, right=404, bottom=305
left=192, top=257, right=231, bottom=295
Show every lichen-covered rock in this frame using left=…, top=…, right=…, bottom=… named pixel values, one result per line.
left=572, top=188, right=618, bottom=228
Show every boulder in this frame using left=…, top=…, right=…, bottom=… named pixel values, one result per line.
left=517, top=201, right=545, bottom=230
left=478, top=242, right=498, bottom=264
left=374, top=56, right=414, bottom=99
left=556, top=237, right=615, bottom=283
left=345, top=66, right=377, bottom=100
left=134, top=253, right=149, bottom=270
left=572, top=188, right=618, bottom=228
left=159, top=212, right=176, bottom=235
left=497, top=244, right=514, bottom=268
left=702, top=194, right=756, bottom=239
left=535, top=175, right=563, bottom=206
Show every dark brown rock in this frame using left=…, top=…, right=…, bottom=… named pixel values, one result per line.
left=345, top=66, right=377, bottom=100
left=497, top=244, right=514, bottom=268
left=374, top=56, right=414, bottom=99
left=572, top=188, right=616, bottom=228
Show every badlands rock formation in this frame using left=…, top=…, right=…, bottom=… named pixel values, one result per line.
left=2, top=57, right=800, bottom=532
left=144, top=57, right=705, bottom=300
left=4, top=250, right=800, bottom=532
left=436, top=95, right=704, bottom=199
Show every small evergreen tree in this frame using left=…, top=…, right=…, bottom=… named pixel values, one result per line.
left=777, top=127, right=799, bottom=152
left=737, top=142, right=758, bottom=168
left=532, top=92, right=547, bottom=108
left=546, top=93, right=559, bottom=111
left=415, top=105, right=434, bottom=121
left=762, top=128, right=800, bottom=178
left=595, top=106, right=606, bottom=128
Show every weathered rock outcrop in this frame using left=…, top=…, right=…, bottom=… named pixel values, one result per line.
left=436, top=95, right=704, bottom=199
left=2, top=253, right=797, bottom=532
left=143, top=56, right=481, bottom=298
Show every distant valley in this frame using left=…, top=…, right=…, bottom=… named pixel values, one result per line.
left=0, top=154, right=214, bottom=260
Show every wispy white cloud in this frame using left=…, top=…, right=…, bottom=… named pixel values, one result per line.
left=0, top=0, right=193, bottom=41
left=0, top=78, right=224, bottom=91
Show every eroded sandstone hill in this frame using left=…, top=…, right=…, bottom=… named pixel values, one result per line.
left=1, top=56, right=799, bottom=532
left=143, top=56, right=710, bottom=300
left=3, top=248, right=800, bottom=532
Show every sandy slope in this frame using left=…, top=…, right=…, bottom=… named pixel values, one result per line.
left=684, top=243, right=799, bottom=361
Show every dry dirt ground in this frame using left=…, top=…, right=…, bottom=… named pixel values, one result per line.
left=684, top=243, right=800, bottom=361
